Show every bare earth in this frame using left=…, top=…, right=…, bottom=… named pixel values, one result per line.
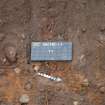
left=0, top=0, right=105, bottom=105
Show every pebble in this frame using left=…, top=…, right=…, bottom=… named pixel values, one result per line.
left=82, top=79, right=89, bottom=87
left=79, top=54, right=86, bottom=66
left=81, top=27, right=87, bottom=33
left=19, top=94, right=30, bottom=104
left=14, top=68, right=21, bottom=74
left=73, top=101, right=79, bottom=105
left=0, top=56, right=7, bottom=64
left=33, top=64, right=41, bottom=72
left=82, top=0, right=87, bottom=5
left=2, top=58, right=7, bottom=63
left=24, top=81, right=32, bottom=90
left=99, top=87, right=105, bottom=93
left=100, top=26, right=105, bottom=32
left=21, top=33, right=25, bottom=40
left=4, top=44, right=17, bottom=63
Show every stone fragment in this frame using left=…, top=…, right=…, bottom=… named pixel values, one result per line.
left=33, top=63, right=41, bottom=72
left=100, top=26, right=105, bottom=32
left=73, top=101, right=79, bottom=105
left=4, top=44, right=17, bottom=63
left=0, top=56, right=7, bottom=64
left=21, top=33, right=25, bottom=40
left=99, top=87, right=105, bottom=93
left=19, top=94, right=30, bottom=104
left=81, top=27, right=87, bottom=32
left=34, top=65, right=40, bottom=71
left=82, top=79, right=89, bottom=87
left=14, top=68, right=21, bottom=74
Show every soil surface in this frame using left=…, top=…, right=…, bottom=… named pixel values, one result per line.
left=0, top=0, right=105, bottom=105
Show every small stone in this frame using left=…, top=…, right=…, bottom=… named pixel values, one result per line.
left=0, top=56, right=7, bottom=64
left=81, top=27, right=87, bottom=32
left=2, top=58, right=6, bottom=63
left=19, top=94, right=30, bottom=104
left=73, top=101, right=79, bottom=105
left=4, top=44, right=17, bottom=63
left=14, top=68, right=21, bottom=74
left=24, top=81, right=32, bottom=90
left=57, top=34, right=64, bottom=40
left=82, top=0, right=87, bottom=5
left=99, top=87, right=105, bottom=93
left=100, top=26, right=105, bottom=32
left=33, top=64, right=40, bottom=72
left=79, top=54, right=86, bottom=66
left=82, top=79, right=89, bottom=87
left=21, top=33, right=25, bottom=40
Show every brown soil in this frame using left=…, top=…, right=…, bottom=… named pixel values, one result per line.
left=0, top=0, right=105, bottom=105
